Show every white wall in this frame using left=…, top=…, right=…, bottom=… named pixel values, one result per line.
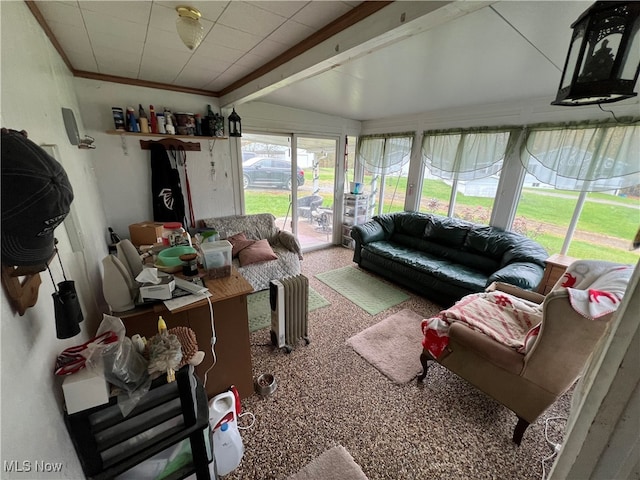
left=360, top=94, right=640, bottom=133
left=72, top=84, right=362, bottom=239
left=0, top=2, right=108, bottom=477
left=239, top=101, right=361, bottom=138
left=73, top=79, right=236, bottom=236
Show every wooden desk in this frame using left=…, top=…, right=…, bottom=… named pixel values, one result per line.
left=537, top=253, right=577, bottom=295
left=120, top=268, right=254, bottom=400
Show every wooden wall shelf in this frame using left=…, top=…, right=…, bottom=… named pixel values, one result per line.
left=139, top=138, right=201, bottom=151
left=106, top=130, right=227, bottom=140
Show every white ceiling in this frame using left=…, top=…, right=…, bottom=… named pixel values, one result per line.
left=32, top=1, right=599, bottom=121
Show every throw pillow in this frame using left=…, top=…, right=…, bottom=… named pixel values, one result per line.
left=238, top=239, right=278, bottom=266
left=226, top=232, right=255, bottom=257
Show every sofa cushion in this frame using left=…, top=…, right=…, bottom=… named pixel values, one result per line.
left=236, top=245, right=300, bottom=291
left=372, top=213, right=396, bottom=237
left=202, top=213, right=278, bottom=242
left=238, top=238, right=278, bottom=266
left=463, top=226, right=517, bottom=261
left=391, top=234, right=500, bottom=274
left=393, top=211, right=431, bottom=237
left=501, top=238, right=548, bottom=267
left=364, top=241, right=488, bottom=292
left=424, top=215, right=473, bottom=247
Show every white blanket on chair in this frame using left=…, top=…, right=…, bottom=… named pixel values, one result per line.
left=559, top=260, right=634, bottom=320
left=421, top=291, right=542, bottom=359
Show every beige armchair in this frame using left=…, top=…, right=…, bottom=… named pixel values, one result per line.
left=418, top=261, right=632, bottom=445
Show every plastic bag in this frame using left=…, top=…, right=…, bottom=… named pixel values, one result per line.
left=85, top=314, right=151, bottom=416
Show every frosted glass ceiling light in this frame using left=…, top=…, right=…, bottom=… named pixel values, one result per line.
left=176, top=6, right=204, bottom=51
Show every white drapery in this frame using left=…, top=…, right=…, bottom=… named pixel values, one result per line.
left=421, top=129, right=512, bottom=180
left=522, top=122, right=640, bottom=191
left=357, top=134, right=413, bottom=175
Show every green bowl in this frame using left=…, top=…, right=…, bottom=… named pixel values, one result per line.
left=157, top=246, right=197, bottom=267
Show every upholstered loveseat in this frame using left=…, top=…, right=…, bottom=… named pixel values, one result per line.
left=199, top=213, right=302, bottom=291
left=350, top=211, right=548, bottom=306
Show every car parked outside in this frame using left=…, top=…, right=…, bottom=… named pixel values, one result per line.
left=242, top=157, right=304, bottom=190
left=242, top=151, right=257, bottom=162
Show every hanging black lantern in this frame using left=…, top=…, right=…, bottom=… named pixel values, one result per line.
left=552, top=1, right=640, bottom=106
left=228, top=108, right=242, bottom=137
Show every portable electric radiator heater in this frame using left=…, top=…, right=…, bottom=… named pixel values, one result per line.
left=269, top=274, right=310, bottom=353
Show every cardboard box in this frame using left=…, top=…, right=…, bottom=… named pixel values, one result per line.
left=129, top=222, right=164, bottom=246
left=201, top=240, right=232, bottom=278
left=63, top=368, right=110, bottom=414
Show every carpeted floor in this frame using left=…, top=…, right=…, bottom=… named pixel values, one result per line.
left=227, top=247, right=572, bottom=480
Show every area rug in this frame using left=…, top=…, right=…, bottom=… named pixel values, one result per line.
left=315, top=266, right=409, bottom=315
left=247, top=287, right=330, bottom=332
left=346, top=309, right=425, bottom=384
left=286, top=445, right=369, bottom=480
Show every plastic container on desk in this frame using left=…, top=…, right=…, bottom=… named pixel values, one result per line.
left=200, top=240, right=232, bottom=278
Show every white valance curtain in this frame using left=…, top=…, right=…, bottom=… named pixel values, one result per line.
left=421, top=129, right=514, bottom=181
left=357, top=134, right=413, bottom=175
left=522, top=122, right=640, bottom=191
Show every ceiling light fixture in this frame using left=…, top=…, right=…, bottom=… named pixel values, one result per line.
left=552, top=1, right=640, bottom=106
left=176, top=6, right=204, bottom=51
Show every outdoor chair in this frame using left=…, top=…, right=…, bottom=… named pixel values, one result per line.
left=418, top=260, right=633, bottom=445
left=297, top=195, right=323, bottom=223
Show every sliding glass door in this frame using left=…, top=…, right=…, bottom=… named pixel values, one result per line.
left=241, top=133, right=294, bottom=232
left=295, top=136, right=337, bottom=250
left=241, top=133, right=337, bottom=250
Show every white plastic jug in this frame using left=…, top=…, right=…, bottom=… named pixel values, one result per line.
left=213, top=422, right=244, bottom=476
left=209, top=390, right=236, bottom=431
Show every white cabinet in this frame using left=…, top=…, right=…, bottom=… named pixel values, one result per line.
left=342, top=193, right=369, bottom=248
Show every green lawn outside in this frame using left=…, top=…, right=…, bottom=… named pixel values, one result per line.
left=245, top=170, right=639, bottom=264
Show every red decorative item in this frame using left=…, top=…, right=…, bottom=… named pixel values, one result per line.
left=588, top=289, right=618, bottom=304
left=562, top=272, right=577, bottom=288
left=494, top=295, right=512, bottom=307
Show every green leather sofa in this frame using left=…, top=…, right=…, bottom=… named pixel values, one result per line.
left=350, top=211, right=548, bottom=307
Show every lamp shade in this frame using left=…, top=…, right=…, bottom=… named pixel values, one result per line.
left=176, top=6, right=204, bottom=51
left=552, top=1, right=640, bottom=106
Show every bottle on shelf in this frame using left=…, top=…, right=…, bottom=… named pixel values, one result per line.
left=195, top=113, right=202, bottom=136
left=138, top=104, right=149, bottom=133
left=164, top=109, right=176, bottom=135
left=149, top=105, right=158, bottom=134
left=126, top=107, right=139, bottom=132
left=157, top=113, right=166, bottom=134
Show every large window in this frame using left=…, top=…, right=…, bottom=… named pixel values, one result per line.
left=357, top=134, right=413, bottom=215
left=361, top=120, right=639, bottom=265
left=420, top=129, right=514, bottom=223
left=515, top=122, right=640, bottom=264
